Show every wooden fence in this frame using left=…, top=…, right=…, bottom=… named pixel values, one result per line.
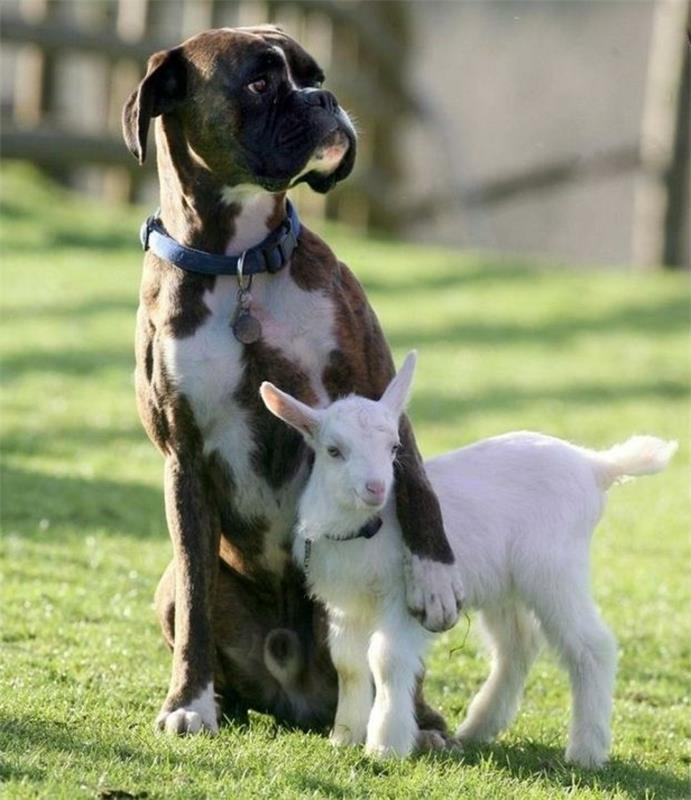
left=0, top=0, right=419, bottom=231
left=1, top=0, right=688, bottom=265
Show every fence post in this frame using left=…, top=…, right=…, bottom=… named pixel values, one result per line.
left=13, top=0, right=49, bottom=126
left=632, top=0, right=690, bottom=269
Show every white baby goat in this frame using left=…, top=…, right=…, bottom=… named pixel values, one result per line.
left=259, top=352, right=676, bottom=767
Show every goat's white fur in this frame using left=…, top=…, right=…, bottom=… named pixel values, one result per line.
left=259, top=353, right=677, bottom=766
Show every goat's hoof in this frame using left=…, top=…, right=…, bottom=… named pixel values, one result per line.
left=330, top=724, right=365, bottom=747
left=365, top=742, right=409, bottom=759
left=455, top=720, right=495, bottom=743
left=565, top=743, right=608, bottom=770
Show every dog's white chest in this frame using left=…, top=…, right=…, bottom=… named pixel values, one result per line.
left=162, top=271, right=337, bottom=570
left=254, top=271, right=337, bottom=405
left=163, top=277, right=244, bottom=428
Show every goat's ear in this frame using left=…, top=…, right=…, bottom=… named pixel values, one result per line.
left=259, top=382, right=321, bottom=440
left=122, top=48, right=187, bottom=164
left=380, top=350, right=417, bottom=417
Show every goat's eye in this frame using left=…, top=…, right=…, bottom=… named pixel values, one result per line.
left=247, top=77, right=269, bottom=95
left=391, top=443, right=400, bottom=457
left=327, top=446, right=342, bottom=459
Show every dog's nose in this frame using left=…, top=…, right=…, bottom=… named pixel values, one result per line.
left=365, top=480, right=386, bottom=502
left=303, top=89, right=339, bottom=113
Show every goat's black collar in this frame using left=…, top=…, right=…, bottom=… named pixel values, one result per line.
left=302, top=516, right=383, bottom=572
left=139, top=199, right=300, bottom=276
left=326, top=516, right=383, bottom=542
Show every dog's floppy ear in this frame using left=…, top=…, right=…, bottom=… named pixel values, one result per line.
left=122, top=48, right=187, bottom=164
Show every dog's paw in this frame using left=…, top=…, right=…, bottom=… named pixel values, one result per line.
left=415, top=729, right=448, bottom=753
left=404, top=555, right=464, bottom=632
left=155, top=683, right=219, bottom=736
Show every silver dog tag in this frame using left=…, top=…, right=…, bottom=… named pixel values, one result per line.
left=232, top=288, right=262, bottom=344
left=233, top=311, right=262, bottom=344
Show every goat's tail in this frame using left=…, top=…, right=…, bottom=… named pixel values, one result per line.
left=594, top=436, right=678, bottom=489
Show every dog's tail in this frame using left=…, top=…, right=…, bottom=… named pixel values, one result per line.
left=594, top=436, right=677, bottom=489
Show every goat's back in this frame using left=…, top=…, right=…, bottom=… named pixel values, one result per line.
left=425, top=432, right=607, bottom=607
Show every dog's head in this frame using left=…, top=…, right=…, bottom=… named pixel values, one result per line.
left=122, top=26, right=356, bottom=193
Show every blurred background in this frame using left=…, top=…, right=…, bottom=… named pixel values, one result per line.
left=1, top=0, right=689, bottom=268
left=2, top=6, right=689, bottom=794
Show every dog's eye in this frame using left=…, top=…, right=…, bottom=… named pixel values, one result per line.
left=391, top=443, right=400, bottom=457
left=327, top=446, right=342, bottom=459
left=247, top=77, right=269, bottom=95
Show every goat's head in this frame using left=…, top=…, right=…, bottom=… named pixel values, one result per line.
left=259, top=351, right=417, bottom=514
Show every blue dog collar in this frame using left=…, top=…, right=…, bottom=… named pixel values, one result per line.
left=140, top=199, right=301, bottom=276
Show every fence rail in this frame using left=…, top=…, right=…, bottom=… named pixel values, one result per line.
left=0, top=0, right=416, bottom=230
left=1, top=0, right=688, bottom=265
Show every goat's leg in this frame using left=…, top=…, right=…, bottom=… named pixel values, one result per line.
left=456, top=604, right=541, bottom=743
left=533, top=587, right=617, bottom=769
left=328, top=614, right=372, bottom=747
left=366, top=612, right=430, bottom=757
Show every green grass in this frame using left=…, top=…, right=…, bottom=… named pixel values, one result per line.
left=1, top=162, right=689, bottom=799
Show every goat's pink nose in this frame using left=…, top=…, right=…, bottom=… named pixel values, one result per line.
left=365, top=480, right=386, bottom=498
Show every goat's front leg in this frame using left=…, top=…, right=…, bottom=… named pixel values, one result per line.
left=396, top=416, right=464, bottom=632
left=155, top=455, right=221, bottom=735
left=366, top=611, right=430, bottom=758
left=328, top=612, right=372, bottom=747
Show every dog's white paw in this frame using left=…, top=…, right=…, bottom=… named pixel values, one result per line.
left=155, top=682, right=219, bottom=736
left=404, top=555, right=464, bottom=632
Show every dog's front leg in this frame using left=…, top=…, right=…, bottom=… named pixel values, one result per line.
left=155, top=455, right=220, bottom=735
left=395, top=416, right=465, bottom=633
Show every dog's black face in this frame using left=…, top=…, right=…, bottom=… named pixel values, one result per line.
left=123, top=26, right=356, bottom=193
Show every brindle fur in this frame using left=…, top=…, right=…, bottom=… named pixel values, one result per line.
left=125, top=26, right=455, bottom=731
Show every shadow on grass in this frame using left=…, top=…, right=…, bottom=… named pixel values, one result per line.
left=2, top=298, right=137, bottom=322
left=1, top=713, right=686, bottom=799
left=362, top=261, right=538, bottom=294
left=0, top=715, right=158, bottom=789
left=2, top=423, right=146, bottom=459
left=1, top=463, right=164, bottom=540
left=1, top=347, right=134, bottom=382
left=1, top=195, right=137, bottom=253
left=49, top=229, right=137, bottom=251
left=421, top=740, right=689, bottom=800
left=388, top=296, right=689, bottom=350
left=411, top=378, right=689, bottom=425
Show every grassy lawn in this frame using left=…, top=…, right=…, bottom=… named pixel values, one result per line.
left=1, top=163, right=689, bottom=799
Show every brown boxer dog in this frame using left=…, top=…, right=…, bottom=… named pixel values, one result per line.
left=122, top=26, right=463, bottom=736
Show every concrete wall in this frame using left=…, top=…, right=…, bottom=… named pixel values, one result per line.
left=404, top=1, right=656, bottom=265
